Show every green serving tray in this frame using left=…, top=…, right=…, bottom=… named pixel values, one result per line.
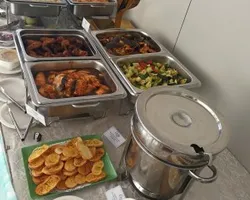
left=21, top=135, right=117, bottom=199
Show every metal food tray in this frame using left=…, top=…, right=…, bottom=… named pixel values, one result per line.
left=7, top=0, right=66, bottom=17
left=113, top=54, right=201, bottom=98
left=91, top=28, right=169, bottom=59
left=7, top=0, right=66, bottom=5
left=15, top=29, right=101, bottom=62
left=67, top=0, right=117, bottom=18
left=22, top=59, right=127, bottom=107
left=91, top=29, right=201, bottom=102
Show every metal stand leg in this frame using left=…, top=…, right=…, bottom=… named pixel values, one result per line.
left=117, top=133, right=132, bottom=181
left=21, top=117, right=34, bottom=141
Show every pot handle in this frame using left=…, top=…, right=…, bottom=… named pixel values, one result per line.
left=188, top=164, right=217, bottom=183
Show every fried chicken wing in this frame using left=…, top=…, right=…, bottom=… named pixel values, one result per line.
left=72, top=49, right=88, bottom=56
left=27, top=50, right=39, bottom=57
left=53, top=74, right=67, bottom=92
left=42, top=37, right=55, bottom=53
left=64, top=78, right=76, bottom=97
left=47, top=73, right=56, bottom=84
left=74, top=78, right=88, bottom=96
left=35, top=72, right=46, bottom=87
left=27, top=40, right=42, bottom=51
left=96, top=85, right=110, bottom=95
left=61, top=39, right=70, bottom=50
left=39, top=84, right=57, bottom=99
left=84, top=74, right=101, bottom=88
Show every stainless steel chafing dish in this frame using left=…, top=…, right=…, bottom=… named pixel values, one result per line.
left=23, top=60, right=126, bottom=107
left=7, top=0, right=66, bottom=17
left=15, top=29, right=100, bottom=62
left=67, top=0, right=117, bottom=18
left=91, top=29, right=201, bottom=103
left=91, top=29, right=167, bottom=59
left=114, top=54, right=201, bottom=102
left=14, top=29, right=127, bottom=125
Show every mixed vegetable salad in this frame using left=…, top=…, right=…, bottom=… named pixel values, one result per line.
left=120, top=60, right=189, bottom=90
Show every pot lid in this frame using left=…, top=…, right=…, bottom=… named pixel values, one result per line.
left=135, top=87, right=229, bottom=156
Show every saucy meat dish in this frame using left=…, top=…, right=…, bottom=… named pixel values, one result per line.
left=24, top=36, right=92, bottom=58
left=34, top=69, right=111, bottom=99
left=97, top=32, right=160, bottom=56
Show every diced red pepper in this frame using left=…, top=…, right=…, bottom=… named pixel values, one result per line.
left=152, top=66, right=158, bottom=73
left=147, top=60, right=153, bottom=64
left=138, top=62, right=147, bottom=71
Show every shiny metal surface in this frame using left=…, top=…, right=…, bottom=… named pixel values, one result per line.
left=7, top=106, right=23, bottom=139
left=0, top=86, right=26, bottom=112
left=125, top=119, right=219, bottom=199
left=91, top=29, right=201, bottom=101
left=22, top=59, right=127, bottom=106
left=135, top=87, right=229, bottom=161
left=67, top=0, right=117, bottom=18
left=188, top=165, right=217, bottom=183
left=8, top=1, right=63, bottom=17
left=15, top=29, right=100, bottom=62
left=125, top=131, right=192, bottom=200
left=112, top=54, right=201, bottom=98
left=124, top=87, right=229, bottom=199
left=7, top=0, right=66, bottom=4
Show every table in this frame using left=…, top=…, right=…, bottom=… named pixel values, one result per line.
left=1, top=88, right=250, bottom=200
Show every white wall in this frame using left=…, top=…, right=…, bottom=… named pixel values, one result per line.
left=125, top=0, right=191, bottom=51
left=174, top=0, right=250, bottom=170
left=126, top=0, right=250, bottom=170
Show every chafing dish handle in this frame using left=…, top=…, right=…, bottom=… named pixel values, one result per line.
left=90, top=5, right=107, bottom=8
left=188, top=164, right=217, bottom=183
left=29, top=4, right=49, bottom=8
left=72, top=102, right=100, bottom=108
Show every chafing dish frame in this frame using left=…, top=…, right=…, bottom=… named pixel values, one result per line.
left=13, top=30, right=128, bottom=126
left=66, top=0, right=117, bottom=18
left=22, top=59, right=127, bottom=107
left=91, top=29, right=201, bottom=103
left=7, top=0, right=66, bottom=17
left=15, top=29, right=101, bottom=62
left=91, top=28, right=169, bottom=59
left=113, top=54, right=201, bottom=97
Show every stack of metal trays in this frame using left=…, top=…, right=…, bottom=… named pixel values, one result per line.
left=14, top=29, right=127, bottom=125
left=66, top=0, right=117, bottom=18
left=91, top=28, right=201, bottom=103
left=7, top=0, right=67, bottom=17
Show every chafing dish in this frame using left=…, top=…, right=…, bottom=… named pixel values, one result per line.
left=15, top=29, right=100, bottom=62
left=13, top=30, right=128, bottom=125
left=67, top=0, right=117, bottom=18
left=22, top=59, right=126, bottom=106
left=21, top=59, right=127, bottom=124
left=7, top=0, right=66, bottom=17
left=91, top=29, right=168, bottom=59
left=91, top=29, right=201, bottom=103
left=113, top=54, right=201, bottom=102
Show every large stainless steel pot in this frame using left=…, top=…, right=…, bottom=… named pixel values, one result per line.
left=125, top=87, right=229, bottom=199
